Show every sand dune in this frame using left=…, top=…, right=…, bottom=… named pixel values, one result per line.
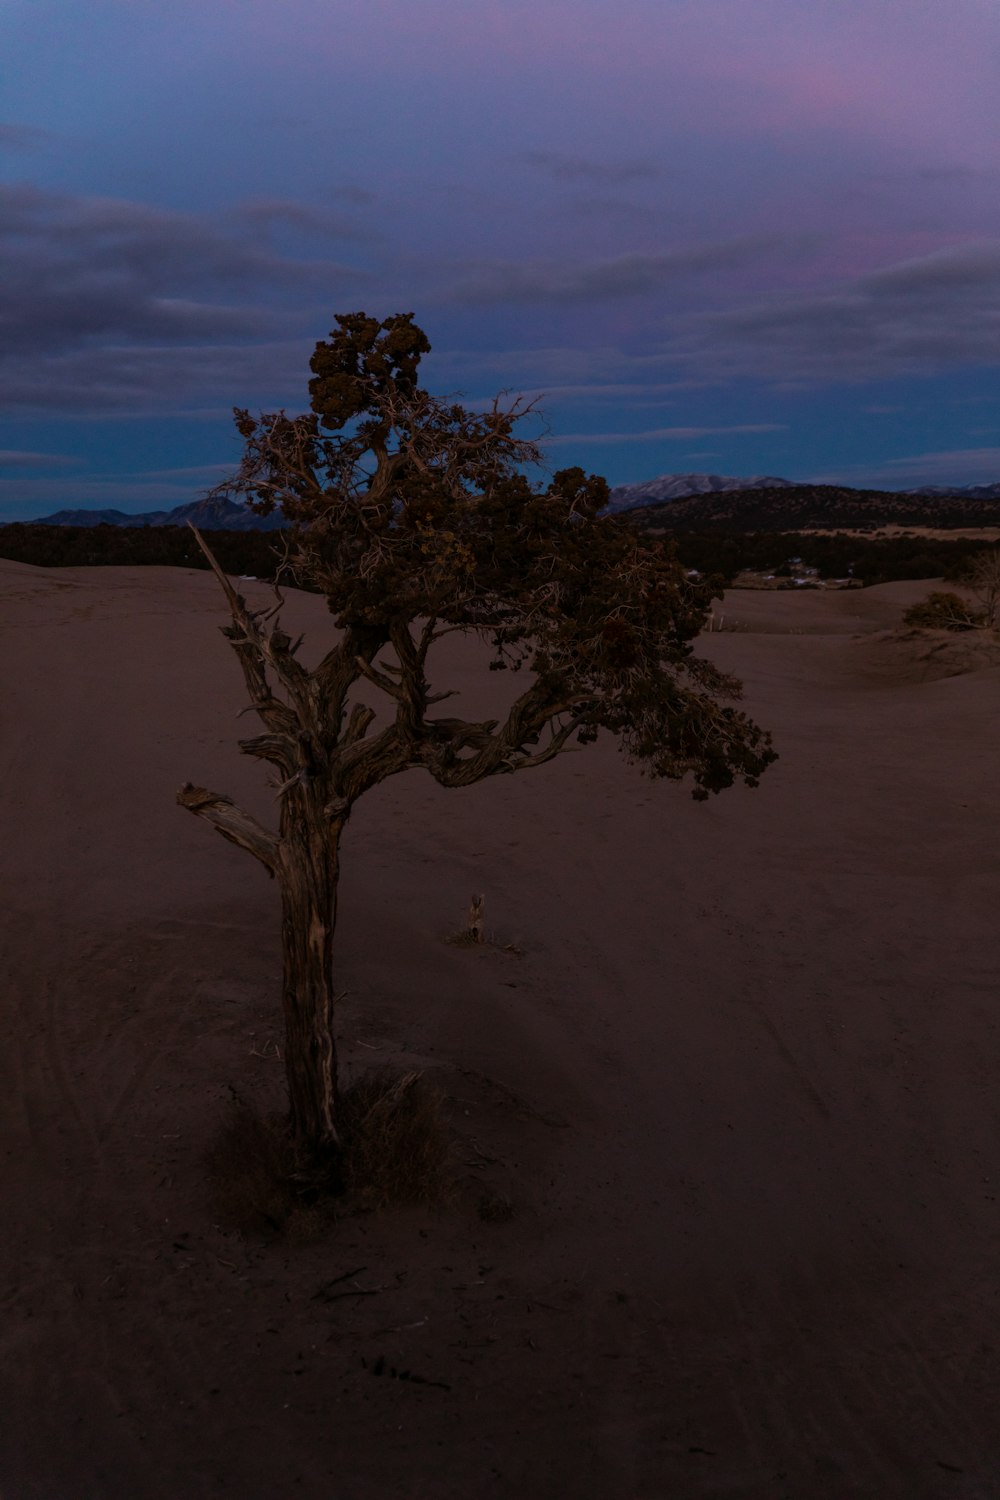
left=3, top=559, right=1000, bottom=1498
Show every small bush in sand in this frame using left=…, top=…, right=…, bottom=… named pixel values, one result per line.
left=902, top=591, right=983, bottom=632
left=205, top=1094, right=308, bottom=1237
left=206, top=1071, right=450, bottom=1236
left=339, top=1069, right=451, bottom=1212
left=476, top=1190, right=516, bottom=1223
left=445, top=928, right=486, bottom=949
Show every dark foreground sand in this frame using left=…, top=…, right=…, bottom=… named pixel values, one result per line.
left=3, top=560, right=1000, bottom=1499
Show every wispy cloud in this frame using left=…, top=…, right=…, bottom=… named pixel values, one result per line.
left=0, top=184, right=370, bottom=413
left=817, top=446, right=1000, bottom=488
left=546, top=423, right=786, bottom=446
left=518, top=150, right=658, bottom=185
left=105, top=462, right=236, bottom=481
left=673, top=240, right=1000, bottom=384
left=0, top=338, right=315, bottom=416
left=0, top=449, right=83, bottom=469
left=449, top=239, right=783, bottom=305
left=0, top=122, right=54, bottom=151
left=232, top=197, right=373, bottom=242
left=880, top=446, right=1000, bottom=481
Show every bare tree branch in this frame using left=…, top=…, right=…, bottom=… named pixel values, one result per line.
left=177, top=783, right=279, bottom=874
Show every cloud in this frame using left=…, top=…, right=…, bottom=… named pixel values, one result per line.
left=556, top=195, right=659, bottom=227
left=861, top=241, right=1000, bottom=295
left=545, top=423, right=786, bottom=446
left=429, top=343, right=719, bottom=403
left=0, top=338, right=316, bottom=416
left=449, top=239, right=782, bottom=305
left=0, top=449, right=83, bottom=469
left=912, top=164, right=992, bottom=184
left=814, top=445, right=1000, bottom=488
left=232, top=197, right=372, bottom=241
left=506, top=381, right=711, bottom=410
left=519, top=150, right=658, bottom=186
left=109, top=462, right=237, bottom=481
left=673, top=239, right=1000, bottom=384
left=0, top=183, right=370, bottom=413
left=0, top=123, right=53, bottom=151
left=879, top=446, right=1000, bottom=482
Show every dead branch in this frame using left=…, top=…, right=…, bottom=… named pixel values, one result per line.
left=176, top=783, right=280, bottom=875
left=354, top=656, right=405, bottom=700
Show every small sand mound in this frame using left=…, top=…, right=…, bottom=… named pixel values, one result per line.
left=850, top=626, right=1000, bottom=684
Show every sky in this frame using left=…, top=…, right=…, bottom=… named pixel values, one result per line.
left=3, top=0, right=1000, bottom=521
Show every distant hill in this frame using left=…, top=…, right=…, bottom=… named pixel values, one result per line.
left=606, top=472, right=796, bottom=513
left=910, top=482, right=1000, bottom=501
left=627, top=483, right=1000, bottom=532
left=25, top=475, right=1000, bottom=535
left=32, top=496, right=286, bottom=531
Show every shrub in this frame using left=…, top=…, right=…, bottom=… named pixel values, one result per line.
left=205, top=1068, right=450, bottom=1236
left=902, top=591, right=983, bottom=631
left=205, top=1094, right=308, bottom=1237
left=340, top=1069, right=451, bottom=1212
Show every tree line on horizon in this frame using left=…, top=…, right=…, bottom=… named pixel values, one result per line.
left=1, top=516, right=995, bottom=589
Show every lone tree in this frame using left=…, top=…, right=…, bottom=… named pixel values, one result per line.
left=179, top=312, right=776, bottom=1168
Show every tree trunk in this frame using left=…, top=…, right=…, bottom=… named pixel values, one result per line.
left=277, top=789, right=343, bottom=1159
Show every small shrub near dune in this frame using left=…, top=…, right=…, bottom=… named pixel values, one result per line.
left=205, top=1094, right=306, bottom=1237
left=476, top=1190, right=516, bottom=1223
left=206, top=1070, right=450, bottom=1236
left=902, top=591, right=983, bottom=631
left=340, top=1069, right=451, bottom=1212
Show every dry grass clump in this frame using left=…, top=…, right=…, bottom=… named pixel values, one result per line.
left=205, top=1094, right=310, bottom=1238
left=445, top=928, right=485, bottom=948
left=206, top=1070, right=451, bottom=1236
left=444, top=929, right=524, bottom=956
left=340, top=1068, right=451, bottom=1212
left=476, top=1189, right=515, bottom=1223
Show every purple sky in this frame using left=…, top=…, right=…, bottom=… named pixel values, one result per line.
left=3, top=0, right=1000, bottom=518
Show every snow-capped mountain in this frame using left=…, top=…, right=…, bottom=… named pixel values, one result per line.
left=605, top=472, right=797, bottom=514
left=908, top=482, right=1000, bottom=500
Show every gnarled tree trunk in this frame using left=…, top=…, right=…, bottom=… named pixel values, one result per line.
left=277, top=786, right=343, bottom=1155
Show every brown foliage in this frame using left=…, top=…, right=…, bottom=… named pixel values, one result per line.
left=339, top=1069, right=451, bottom=1211
left=206, top=1070, right=450, bottom=1234
left=902, top=591, right=983, bottom=632
left=205, top=1095, right=321, bottom=1239
left=203, top=310, right=776, bottom=800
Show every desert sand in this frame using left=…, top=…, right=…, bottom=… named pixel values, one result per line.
left=3, top=559, right=1000, bottom=1499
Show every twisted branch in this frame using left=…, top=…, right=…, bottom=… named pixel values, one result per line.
left=177, top=784, right=279, bottom=875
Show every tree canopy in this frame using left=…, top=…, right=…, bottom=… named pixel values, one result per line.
left=210, top=311, right=776, bottom=802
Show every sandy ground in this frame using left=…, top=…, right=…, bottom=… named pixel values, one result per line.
left=3, top=560, right=1000, bottom=1500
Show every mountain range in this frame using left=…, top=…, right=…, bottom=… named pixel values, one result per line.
left=20, top=473, right=1000, bottom=531
left=605, top=472, right=1000, bottom=512
left=29, top=496, right=286, bottom=531
left=908, top=482, right=1000, bottom=500
left=605, top=473, right=798, bottom=512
